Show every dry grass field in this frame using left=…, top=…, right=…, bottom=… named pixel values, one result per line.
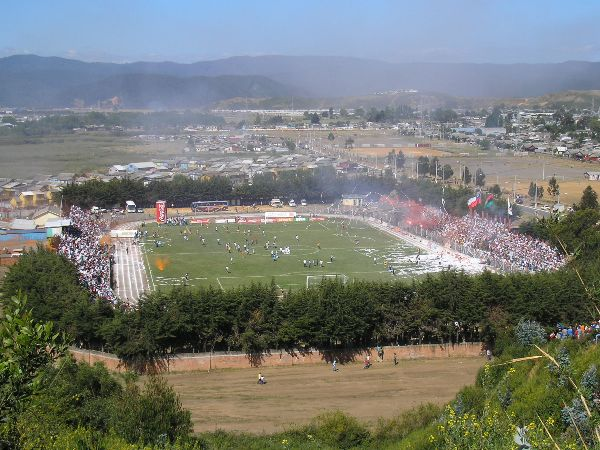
left=161, top=357, right=483, bottom=433
left=0, top=134, right=183, bottom=178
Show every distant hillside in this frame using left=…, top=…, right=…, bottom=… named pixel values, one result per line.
left=0, top=55, right=302, bottom=108
left=509, top=90, right=600, bottom=109
left=66, top=74, right=297, bottom=109
left=129, top=55, right=600, bottom=98
left=3, top=55, right=600, bottom=107
left=214, top=91, right=493, bottom=111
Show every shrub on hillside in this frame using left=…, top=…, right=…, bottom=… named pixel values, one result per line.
left=111, top=376, right=192, bottom=445
left=308, top=411, right=369, bottom=449
left=581, top=364, right=598, bottom=398
left=373, top=403, right=442, bottom=442
left=514, top=319, right=546, bottom=347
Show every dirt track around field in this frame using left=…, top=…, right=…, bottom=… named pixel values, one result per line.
left=163, top=357, right=483, bottom=433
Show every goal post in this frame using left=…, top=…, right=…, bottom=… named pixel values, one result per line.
left=306, top=273, right=349, bottom=289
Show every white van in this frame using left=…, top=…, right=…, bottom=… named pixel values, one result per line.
left=125, top=200, right=137, bottom=213
left=270, top=198, right=283, bottom=208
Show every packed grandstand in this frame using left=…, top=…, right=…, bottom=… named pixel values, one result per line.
left=58, top=206, right=116, bottom=303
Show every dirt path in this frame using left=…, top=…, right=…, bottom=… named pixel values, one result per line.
left=162, top=357, right=483, bottom=433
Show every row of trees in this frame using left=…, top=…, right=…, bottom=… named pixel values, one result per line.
left=60, top=166, right=516, bottom=221
left=414, top=156, right=487, bottom=186
left=59, top=167, right=399, bottom=209
left=0, top=111, right=226, bottom=137
left=2, top=248, right=591, bottom=371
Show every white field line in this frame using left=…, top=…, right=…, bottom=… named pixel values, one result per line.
left=216, top=277, right=224, bottom=290
left=131, top=244, right=142, bottom=300
left=143, top=245, right=156, bottom=291
left=125, top=245, right=138, bottom=301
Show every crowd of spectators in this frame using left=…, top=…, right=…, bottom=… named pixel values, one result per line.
left=550, top=322, right=600, bottom=342
left=58, top=206, right=117, bottom=302
left=428, top=211, right=566, bottom=272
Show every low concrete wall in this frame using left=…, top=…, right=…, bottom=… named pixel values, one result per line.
left=70, top=342, right=483, bottom=373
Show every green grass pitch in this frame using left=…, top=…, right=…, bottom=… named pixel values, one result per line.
left=140, top=218, right=425, bottom=291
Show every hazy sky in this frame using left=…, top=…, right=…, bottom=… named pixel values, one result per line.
left=2, top=0, right=600, bottom=63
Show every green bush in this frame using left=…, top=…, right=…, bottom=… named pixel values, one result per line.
left=453, top=385, right=486, bottom=417
left=514, top=319, right=546, bottom=347
left=373, top=403, right=442, bottom=442
left=308, top=411, right=370, bottom=449
left=111, top=376, right=192, bottom=445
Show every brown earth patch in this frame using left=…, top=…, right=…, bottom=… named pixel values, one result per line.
left=160, top=357, right=483, bottom=433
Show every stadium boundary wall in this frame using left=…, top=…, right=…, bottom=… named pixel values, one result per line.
left=69, top=342, right=483, bottom=373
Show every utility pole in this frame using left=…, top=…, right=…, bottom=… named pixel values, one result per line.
left=512, top=175, right=516, bottom=200
left=542, top=161, right=545, bottom=180
left=534, top=179, right=538, bottom=209
left=435, top=161, right=439, bottom=183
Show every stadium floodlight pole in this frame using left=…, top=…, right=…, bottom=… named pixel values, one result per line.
left=534, top=178, right=538, bottom=210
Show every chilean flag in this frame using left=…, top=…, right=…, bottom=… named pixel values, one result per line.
left=467, top=192, right=481, bottom=209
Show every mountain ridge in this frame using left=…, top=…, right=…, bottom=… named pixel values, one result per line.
left=3, top=54, right=600, bottom=107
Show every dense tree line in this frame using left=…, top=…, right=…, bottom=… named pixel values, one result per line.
left=58, top=168, right=398, bottom=209
left=520, top=187, right=600, bottom=268
left=2, top=248, right=591, bottom=371
left=0, top=111, right=225, bottom=137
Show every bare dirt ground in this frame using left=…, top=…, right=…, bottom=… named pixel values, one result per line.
left=162, top=357, right=483, bottom=433
left=436, top=153, right=596, bottom=205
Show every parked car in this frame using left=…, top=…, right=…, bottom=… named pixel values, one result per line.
left=300, top=199, right=307, bottom=206
left=288, top=199, right=296, bottom=207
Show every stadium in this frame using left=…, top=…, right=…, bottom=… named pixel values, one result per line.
left=104, top=200, right=491, bottom=301
left=50, top=192, right=568, bottom=304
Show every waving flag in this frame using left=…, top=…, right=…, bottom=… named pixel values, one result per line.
left=467, top=192, right=481, bottom=209
left=484, top=194, right=495, bottom=209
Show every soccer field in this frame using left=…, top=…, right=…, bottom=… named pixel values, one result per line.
left=140, top=218, right=444, bottom=291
